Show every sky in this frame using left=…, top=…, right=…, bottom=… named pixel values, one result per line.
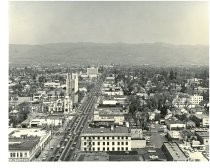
left=9, top=1, right=209, bottom=45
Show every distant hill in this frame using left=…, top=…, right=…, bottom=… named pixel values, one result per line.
left=9, top=42, right=209, bottom=66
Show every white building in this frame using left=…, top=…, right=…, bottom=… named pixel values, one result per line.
left=9, top=128, right=51, bottom=162
left=44, top=82, right=60, bottom=88
left=93, top=110, right=125, bottom=125
left=81, top=127, right=131, bottom=152
left=80, top=126, right=146, bottom=152
left=30, top=116, right=63, bottom=127
left=87, top=67, right=98, bottom=78
left=190, top=94, right=203, bottom=105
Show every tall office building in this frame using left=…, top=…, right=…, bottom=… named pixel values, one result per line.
left=71, top=73, right=79, bottom=103
left=64, top=73, right=73, bottom=114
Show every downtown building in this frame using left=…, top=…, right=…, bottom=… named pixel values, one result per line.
left=8, top=128, right=51, bottom=162
left=87, top=67, right=98, bottom=78
left=80, top=126, right=146, bottom=152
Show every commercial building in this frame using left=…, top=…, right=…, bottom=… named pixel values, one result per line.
left=80, top=126, right=146, bottom=152
left=81, top=126, right=131, bottom=152
left=190, top=94, right=203, bottom=105
left=195, top=131, right=209, bottom=146
left=162, top=142, right=188, bottom=161
left=9, top=128, right=51, bottom=162
left=87, top=67, right=98, bottom=78
left=93, top=110, right=125, bottom=126
left=30, top=115, right=63, bottom=127
left=165, top=118, right=186, bottom=130
left=191, top=114, right=209, bottom=127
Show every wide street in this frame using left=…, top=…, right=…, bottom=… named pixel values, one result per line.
left=45, top=78, right=103, bottom=161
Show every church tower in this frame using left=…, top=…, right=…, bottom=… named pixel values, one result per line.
left=64, top=73, right=73, bottom=114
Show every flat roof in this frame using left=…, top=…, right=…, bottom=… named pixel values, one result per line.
left=98, top=109, right=125, bottom=116
left=9, top=137, right=40, bottom=151
left=193, top=114, right=209, bottom=119
left=144, top=148, right=167, bottom=161
left=165, top=118, right=184, bottom=125
left=82, top=126, right=130, bottom=136
left=78, top=152, right=109, bottom=161
left=195, top=131, right=209, bottom=138
left=9, top=128, right=49, bottom=138
left=163, top=142, right=187, bottom=161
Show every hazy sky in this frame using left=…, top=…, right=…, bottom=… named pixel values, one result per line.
left=9, top=1, right=209, bottom=45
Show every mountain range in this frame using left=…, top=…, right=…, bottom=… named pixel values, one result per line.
left=9, top=42, right=209, bottom=66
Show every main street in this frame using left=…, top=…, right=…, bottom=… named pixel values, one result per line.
left=47, top=78, right=103, bottom=161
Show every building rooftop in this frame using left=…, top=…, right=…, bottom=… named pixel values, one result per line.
left=193, top=114, right=209, bottom=119
left=195, top=131, right=209, bottom=138
left=143, top=148, right=167, bottom=161
left=163, top=142, right=187, bottom=161
left=82, top=126, right=130, bottom=136
left=9, top=128, right=49, bottom=138
left=77, top=152, right=109, bottom=161
left=97, top=109, right=125, bottom=116
left=9, top=137, right=40, bottom=151
left=165, top=118, right=184, bottom=125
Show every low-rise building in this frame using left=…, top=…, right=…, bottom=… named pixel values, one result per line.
left=165, top=118, right=186, bottom=130
left=162, top=142, right=188, bottom=161
left=9, top=128, right=51, bottom=162
left=80, top=126, right=146, bottom=152
left=190, top=94, right=203, bottom=105
left=30, top=115, right=63, bottom=127
left=81, top=126, right=131, bottom=152
left=195, top=131, right=209, bottom=146
left=93, top=110, right=125, bottom=125
left=191, top=114, right=209, bottom=127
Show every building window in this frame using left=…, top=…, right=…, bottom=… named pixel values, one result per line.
left=84, top=142, right=86, bottom=145
left=93, top=137, right=95, bottom=140
left=103, top=142, right=105, bottom=145
left=89, top=137, right=91, bottom=140
left=20, top=153, right=23, bottom=157
left=84, top=137, right=86, bottom=140
left=107, top=137, right=109, bottom=140
left=112, top=147, right=115, bottom=151
left=126, top=147, right=128, bottom=150
left=112, top=137, right=114, bottom=140
left=121, top=142, right=124, bottom=145
left=17, top=153, right=19, bottom=157
left=107, top=142, right=109, bottom=145
left=24, top=153, right=27, bottom=157
left=118, top=137, right=120, bottom=140
left=93, top=142, right=95, bottom=145
left=121, top=137, right=124, bottom=140
left=121, top=147, right=124, bottom=150
left=98, top=136, right=100, bottom=140
left=93, top=147, right=95, bottom=151
left=10, top=153, right=12, bottom=158
left=89, top=148, right=91, bottom=151
left=126, top=142, right=128, bottom=145
left=103, top=147, right=105, bottom=151
left=98, top=142, right=100, bottom=145
left=89, top=142, right=91, bottom=145
left=107, top=147, right=109, bottom=151
left=118, top=147, right=120, bottom=151
left=12, top=153, right=15, bottom=157
left=118, top=142, right=120, bottom=145
left=103, top=137, right=105, bottom=140
left=126, top=137, right=128, bottom=140
left=112, top=142, right=115, bottom=145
